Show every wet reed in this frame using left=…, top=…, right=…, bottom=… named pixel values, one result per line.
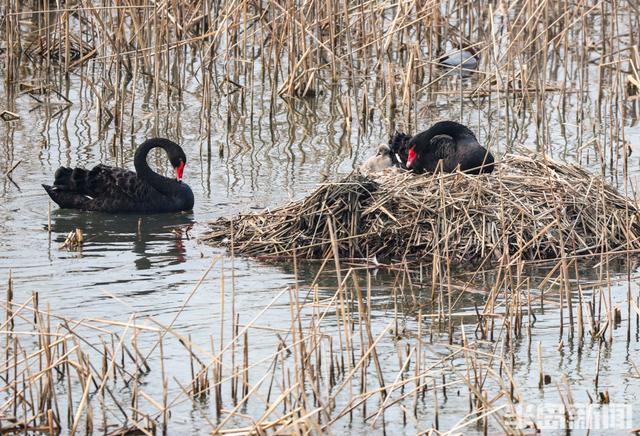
left=2, top=0, right=639, bottom=434
left=0, top=0, right=638, bottom=163
left=205, top=154, right=640, bottom=265
left=2, top=246, right=638, bottom=434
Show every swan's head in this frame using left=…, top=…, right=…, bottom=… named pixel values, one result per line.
left=170, top=149, right=187, bottom=182
left=135, top=138, right=190, bottom=182
left=376, top=144, right=391, bottom=156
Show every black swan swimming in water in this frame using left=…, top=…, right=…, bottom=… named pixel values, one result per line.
left=42, top=138, right=194, bottom=213
left=389, top=121, right=494, bottom=175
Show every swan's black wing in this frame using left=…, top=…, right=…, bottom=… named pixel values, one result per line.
left=85, top=164, right=153, bottom=200
left=408, top=134, right=456, bottom=173
left=430, top=134, right=456, bottom=160
left=43, top=164, right=157, bottom=212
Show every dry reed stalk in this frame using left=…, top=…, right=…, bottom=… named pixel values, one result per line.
left=2, top=256, right=635, bottom=434
left=206, top=155, right=640, bottom=267
left=2, top=1, right=639, bottom=434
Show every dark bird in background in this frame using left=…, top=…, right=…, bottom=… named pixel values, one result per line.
left=388, top=121, right=494, bottom=175
left=43, top=138, right=194, bottom=213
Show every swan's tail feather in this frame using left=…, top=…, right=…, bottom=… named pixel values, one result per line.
left=45, top=166, right=96, bottom=209
left=52, top=167, right=93, bottom=194
left=42, top=184, right=92, bottom=209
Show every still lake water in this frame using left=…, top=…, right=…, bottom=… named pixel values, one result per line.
left=1, top=61, right=640, bottom=433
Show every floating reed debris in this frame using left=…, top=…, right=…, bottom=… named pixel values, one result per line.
left=0, top=110, right=19, bottom=121
left=205, top=155, right=640, bottom=265
left=60, top=228, right=84, bottom=251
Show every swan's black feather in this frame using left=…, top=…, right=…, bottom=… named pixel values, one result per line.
left=43, top=139, right=194, bottom=213
left=388, top=132, right=412, bottom=168
left=406, top=121, right=494, bottom=175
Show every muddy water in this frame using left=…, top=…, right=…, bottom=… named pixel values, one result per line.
left=1, top=65, right=640, bottom=434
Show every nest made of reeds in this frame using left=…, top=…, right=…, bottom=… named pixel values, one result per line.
left=204, top=154, right=640, bottom=266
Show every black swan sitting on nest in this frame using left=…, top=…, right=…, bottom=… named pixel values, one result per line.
left=43, top=138, right=194, bottom=213
left=388, top=121, right=494, bottom=175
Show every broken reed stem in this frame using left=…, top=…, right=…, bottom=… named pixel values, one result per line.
left=206, top=155, right=640, bottom=268
left=1, top=245, right=638, bottom=434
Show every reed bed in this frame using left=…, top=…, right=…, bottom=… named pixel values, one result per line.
left=3, top=252, right=638, bottom=434
left=1, top=0, right=638, bottom=163
left=2, top=0, right=640, bottom=434
left=204, top=154, right=640, bottom=265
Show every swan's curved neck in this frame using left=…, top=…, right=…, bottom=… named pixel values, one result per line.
left=134, top=139, right=180, bottom=195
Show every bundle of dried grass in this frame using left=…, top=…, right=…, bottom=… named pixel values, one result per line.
left=204, top=155, right=640, bottom=265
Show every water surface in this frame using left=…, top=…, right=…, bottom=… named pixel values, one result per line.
left=1, top=24, right=640, bottom=435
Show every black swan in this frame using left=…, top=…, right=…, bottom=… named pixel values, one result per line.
left=389, top=121, right=494, bottom=175
left=42, top=138, right=194, bottom=213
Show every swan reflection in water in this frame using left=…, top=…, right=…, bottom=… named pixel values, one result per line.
left=46, top=210, right=195, bottom=270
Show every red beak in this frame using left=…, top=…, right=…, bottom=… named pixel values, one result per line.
left=406, top=148, right=416, bottom=169
left=175, top=161, right=185, bottom=181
